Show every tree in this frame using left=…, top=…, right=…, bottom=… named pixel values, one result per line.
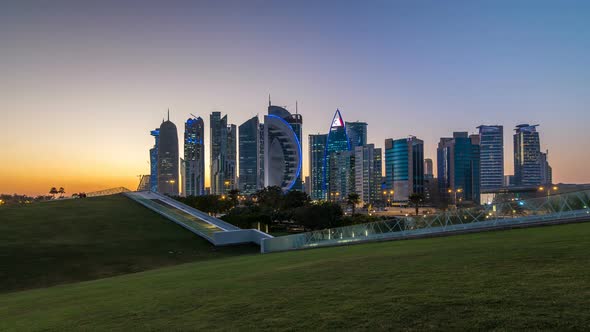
left=409, top=193, right=425, bottom=216
left=283, top=190, right=310, bottom=209
left=58, top=187, right=65, bottom=198
left=346, top=193, right=361, bottom=215
left=49, top=187, right=58, bottom=199
left=227, top=189, right=240, bottom=208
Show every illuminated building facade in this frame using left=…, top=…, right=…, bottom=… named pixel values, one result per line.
left=384, top=136, right=424, bottom=202
left=157, top=113, right=179, bottom=196
left=184, top=116, right=205, bottom=196
left=309, top=134, right=327, bottom=200
left=477, top=125, right=504, bottom=190
left=149, top=128, right=159, bottom=192
left=324, top=109, right=351, bottom=193
left=513, top=124, right=542, bottom=186
left=239, top=116, right=261, bottom=195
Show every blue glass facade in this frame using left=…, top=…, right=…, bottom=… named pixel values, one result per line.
left=514, top=124, right=542, bottom=186
left=324, top=110, right=350, bottom=193
left=149, top=128, right=159, bottom=192
left=239, top=116, right=260, bottom=194
left=184, top=117, right=205, bottom=196
left=384, top=137, right=424, bottom=201
left=309, top=134, right=327, bottom=200
left=437, top=132, right=480, bottom=204
left=346, top=121, right=367, bottom=148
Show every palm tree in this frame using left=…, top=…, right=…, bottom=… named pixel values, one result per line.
left=409, top=193, right=425, bottom=216
left=346, top=193, right=361, bottom=215
left=49, top=187, right=58, bottom=199
left=58, top=187, right=65, bottom=198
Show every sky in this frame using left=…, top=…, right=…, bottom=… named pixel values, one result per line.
left=1, top=0, right=589, bottom=196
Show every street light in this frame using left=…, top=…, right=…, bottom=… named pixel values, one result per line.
left=539, top=185, right=558, bottom=197
left=448, top=188, right=463, bottom=207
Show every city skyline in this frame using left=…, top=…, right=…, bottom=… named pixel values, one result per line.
left=2, top=1, right=590, bottom=195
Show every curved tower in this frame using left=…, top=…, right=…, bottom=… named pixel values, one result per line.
left=324, top=109, right=351, bottom=194
left=157, top=112, right=179, bottom=196
left=264, top=104, right=302, bottom=192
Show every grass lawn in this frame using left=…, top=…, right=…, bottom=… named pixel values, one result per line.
left=0, top=194, right=257, bottom=293
left=1, top=222, right=589, bottom=330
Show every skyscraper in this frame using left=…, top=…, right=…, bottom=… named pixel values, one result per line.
left=346, top=121, right=367, bottom=148
left=184, top=116, right=205, bottom=196
left=328, top=150, right=355, bottom=201
left=424, top=158, right=434, bottom=179
left=477, top=125, right=504, bottom=190
left=437, top=132, right=480, bottom=204
left=514, top=124, right=542, bottom=186
left=210, top=112, right=236, bottom=195
left=354, top=144, right=382, bottom=206
left=384, top=137, right=424, bottom=202
left=149, top=128, right=159, bottom=192
left=264, top=100, right=302, bottom=192
left=239, top=116, right=261, bottom=195
left=157, top=112, right=179, bottom=196
left=309, top=133, right=327, bottom=200
left=540, top=150, right=552, bottom=185
left=324, top=109, right=351, bottom=193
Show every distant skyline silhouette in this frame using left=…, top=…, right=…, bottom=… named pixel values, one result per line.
left=1, top=0, right=589, bottom=195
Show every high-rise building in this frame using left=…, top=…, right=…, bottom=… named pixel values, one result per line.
left=514, top=124, right=542, bottom=186
left=324, top=109, right=351, bottom=193
left=424, top=158, right=434, bottom=180
left=184, top=116, right=205, bottom=196
left=149, top=128, right=160, bottom=192
left=384, top=137, right=424, bottom=202
left=354, top=144, right=382, bottom=206
left=437, top=132, right=480, bottom=204
left=264, top=100, right=302, bottom=192
left=540, top=150, right=552, bottom=185
left=258, top=123, right=265, bottom=190
left=210, top=112, right=236, bottom=195
left=346, top=121, right=367, bottom=148
left=328, top=150, right=355, bottom=201
left=309, top=134, right=327, bottom=200
left=239, top=116, right=261, bottom=195
left=180, top=158, right=186, bottom=196
left=477, top=125, right=504, bottom=190
left=157, top=112, right=179, bottom=196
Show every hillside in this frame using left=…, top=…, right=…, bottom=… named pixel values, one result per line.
left=0, top=195, right=257, bottom=293
left=1, top=222, right=589, bottom=330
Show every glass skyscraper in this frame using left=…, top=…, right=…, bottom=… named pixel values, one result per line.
left=239, top=116, right=261, bottom=195
left=354, top=144, right=382, bottom=206
left=437, top=132, right=480, bottom=204
left=346, top=121, right=367, bottom=148
left=324, top=109, right=351, bottom=193
left=264, top=102, right=302, bottom=192
left=384, top=137, right=424, bottom=202
left=210, top=112, right=236, bottom=195
left=329, top=150, right=355, bottom=201
left=149, top=128, right=159, bottom=192
left=157, top=113, right=179, bottom=196
left=477, top=125, right=504, bottom=190
left=184, top=116, right=205, bottom=196
left=309, top=134, right=327, bottom=200
left=514, top=124, right=542, bottom=186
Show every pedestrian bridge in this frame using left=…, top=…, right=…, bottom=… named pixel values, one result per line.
left=261, top=189, right=590, bottom=253
left=125, top=191, right=272, bottom=246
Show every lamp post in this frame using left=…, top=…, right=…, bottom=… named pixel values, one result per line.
left=538, top=185, right=558, bottom=198
left=447, top=188, right=463, bottom=208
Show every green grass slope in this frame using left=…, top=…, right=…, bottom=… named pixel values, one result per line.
left=1, top=222, right=589, bottom=331
left=0, top=195, right=257, bottom=293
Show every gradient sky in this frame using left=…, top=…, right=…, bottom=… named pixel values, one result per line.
left=1, top=0, right=589, bottom=196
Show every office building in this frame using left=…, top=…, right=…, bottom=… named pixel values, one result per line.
left=264, top=101, right=302, bottom=192
left=424, top=158, right=434, bottom=180
left=477, top=125, right=504, bottom=190
left=157, top=112, right=179, bottom=196
left=184, top=116, right=205, bottom=196
left=513, top=124, right=542, bottom=186
left=309, top=134, right=328, bottom=200
left=149, top=128, right=160, bottom=192
left=324, top=109, right=351, bottom=193
left=346, top=121, right=367, bottom=148
left=384, top=136, right=424, bottom=202
left=540, top=151, right=552, bottom=185
left=328, top=150, right=355, bottom=201
left=239, top=116, right=261, bottom=195
left=210, top=112, right=237, bottom=195
left=437, top=132, right=480, bottom=204
left=354, top=144, right=382, bottom=206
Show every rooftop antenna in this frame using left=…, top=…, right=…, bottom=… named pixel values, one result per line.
left=190, top=113, right=198, bottom=119
left=296, top=100, right=298, bottom=114
left=268, top=94, right=271, bottom=107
